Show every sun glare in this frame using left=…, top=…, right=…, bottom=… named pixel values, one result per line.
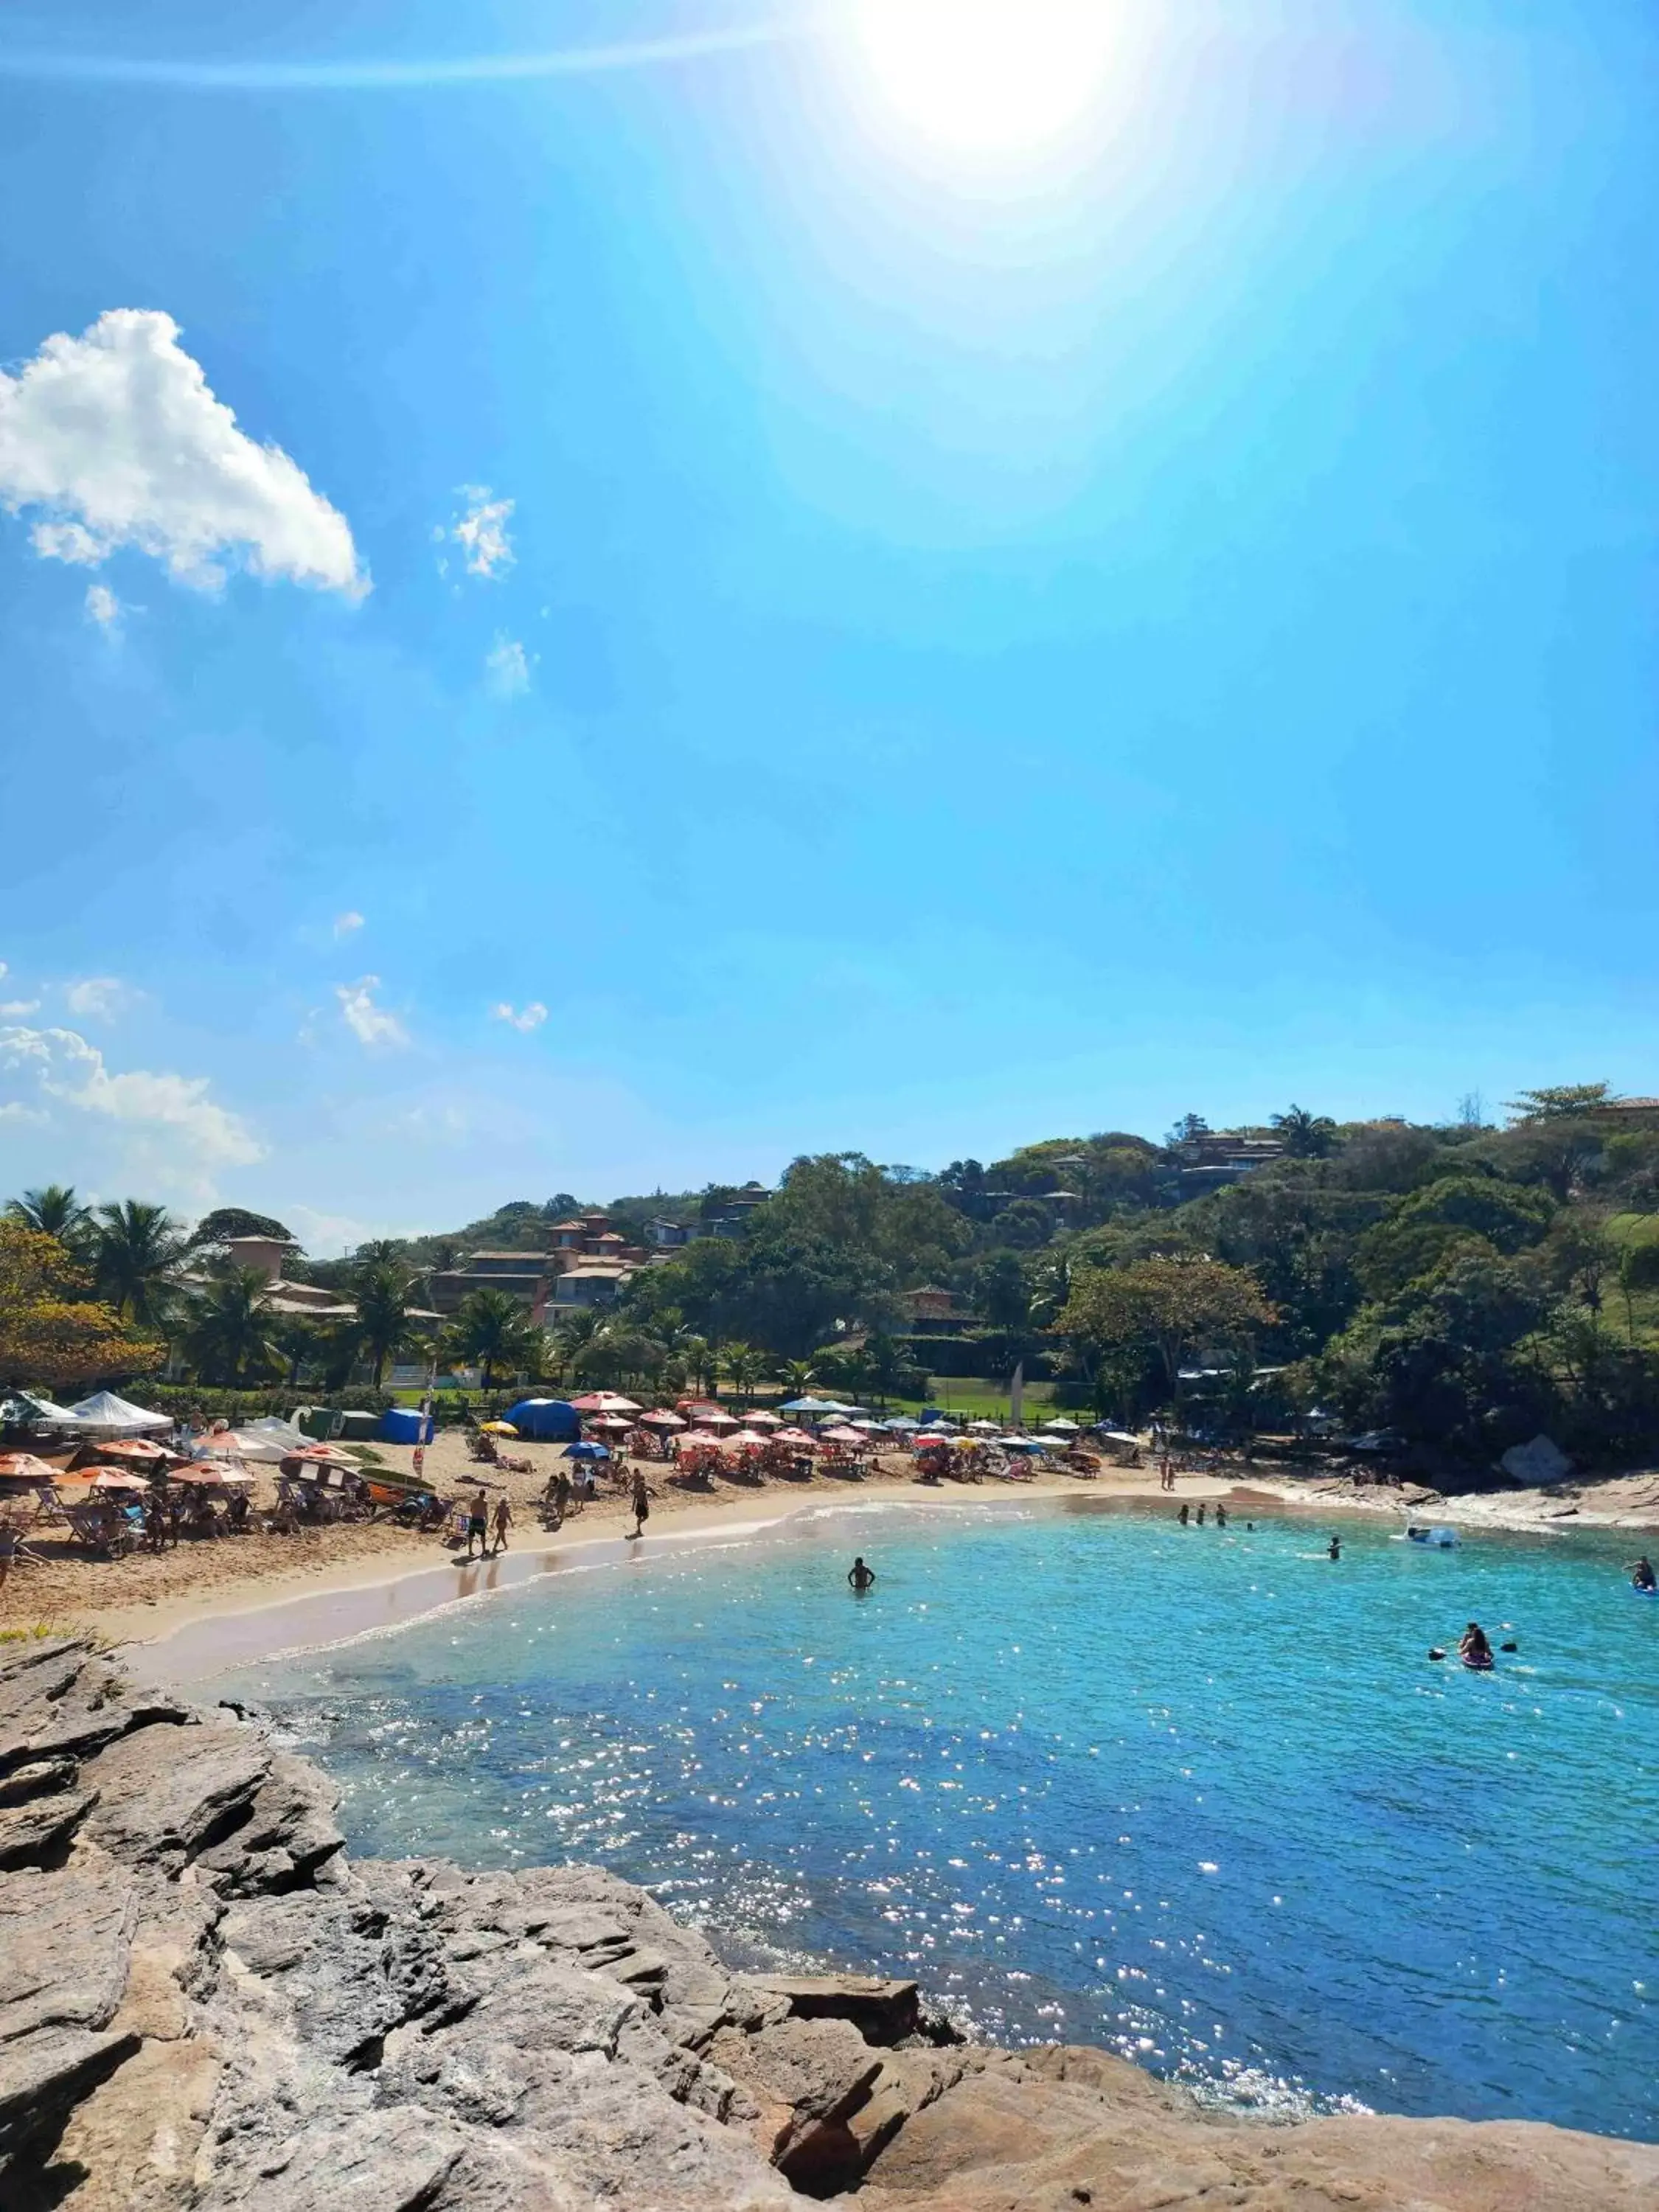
left=850, top=0, right=1119, bottom=158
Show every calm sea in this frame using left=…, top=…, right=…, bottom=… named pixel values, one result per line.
left=221, top=1498, right=1659, bottom=2138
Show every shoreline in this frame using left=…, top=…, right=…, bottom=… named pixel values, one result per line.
left=100, top=1462, right=1658, bottom=1686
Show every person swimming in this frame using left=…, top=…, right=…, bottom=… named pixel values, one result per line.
left=1177, top=1503, right=1189, bottom=1526
left=1630, top=1555, right=1657, bottom=1591
left=1327, top=1535, right=1341, bottom=1560
left=848, top=1557, right=876, bottom=1593
left=1459, top=1621, right=1494, bottom=1669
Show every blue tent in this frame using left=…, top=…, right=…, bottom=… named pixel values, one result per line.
left=378, top=1408, right=434, bottom=1445
left=503, top=1397, right=581, bottom=1443
left=563, top=1441, right=611, bottom=1461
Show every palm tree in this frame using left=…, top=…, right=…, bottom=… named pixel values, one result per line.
left=94, top=1200, right=187, bottom=1329
left=354, top=1259, right=418, bottom=1387
left=549, top=1307, right=604, bottom=1377
left=183, top=1269, right=283, bottom=1386
left=445, top=1288, right=540, bottom=1391
left=1270, top=1105, right=1339, bottom=1159
left=776, top=1357, right=821, bottom=1399
left=7, top=1183, right=94, bottom=1253
left=270, top=1312, right=321, bottom=1388
left=721, top=1340, right=764, bottom=1403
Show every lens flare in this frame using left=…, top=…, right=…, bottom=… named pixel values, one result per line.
left=851, top=0, right=1119, bottom=156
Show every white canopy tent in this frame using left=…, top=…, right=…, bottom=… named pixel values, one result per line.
left=63, top=1391, right=172, bottom=1435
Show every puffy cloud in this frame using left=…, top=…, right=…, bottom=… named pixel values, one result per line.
left=485, top=633, right=532, bottom=699
left=490, top=1001, right=548, bottom=1034
left=85, top=581, right=122, bottom=627
left=445, top=484, right=514, bottom=578
left=333, top=910, right=365, bottom=939
left=0, top=1023, right=263, bottom=1180
left=63, top=975, right=136, bottom=1019
left=335, top=976, right=408, bottom=1048
left=0, top=308, right=366, bottom=596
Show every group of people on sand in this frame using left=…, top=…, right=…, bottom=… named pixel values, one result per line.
left=462, top=1469, right=652, bottom=1560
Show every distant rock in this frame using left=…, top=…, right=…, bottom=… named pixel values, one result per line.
left=1, top=1635, right=1656, bottom=2210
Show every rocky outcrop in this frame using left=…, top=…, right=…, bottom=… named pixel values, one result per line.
left=1, top=1637, right=1655, bottom=2211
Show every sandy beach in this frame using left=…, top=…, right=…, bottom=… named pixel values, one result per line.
left=7, top=1426, right=1658, bottom=1662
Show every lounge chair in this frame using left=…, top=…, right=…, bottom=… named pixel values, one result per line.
left=63, top=1503, right=136, bottom=1557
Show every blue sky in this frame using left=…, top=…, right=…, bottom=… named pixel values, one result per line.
left=1, top=0, right=1656, bottom=1249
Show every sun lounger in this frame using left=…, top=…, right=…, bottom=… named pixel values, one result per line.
left=62, top=1503, right=137, bottom=1557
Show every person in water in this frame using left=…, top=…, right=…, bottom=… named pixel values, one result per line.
left=1460, top=1621, right=1493, bottom=1666
left=1327, top=1534, right=1341, bottom=1560
left=1215, top=1504, right=1227, bottom=1528
left=848, top=1557, right=876, bottom=1592
left=1195, top=1502, right=1206, bottom=1526
left=1630, top=1555, right=1657, bottom=1590
left=1177, top=1502, right=1189, bottom=1526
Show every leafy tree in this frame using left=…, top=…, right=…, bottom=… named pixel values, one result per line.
left=187, top=1208, right=293, bottom=1248
left=0, top=1224, right=164, bottom=1388
left=1057, top=1257, right=1276, bottom=1397
left=987, top=1200, right=1052, bottom=1251
left=183, top=1268, right=284, bottom=1385
left=766, top=1153, right=971, bottom=1283
left=6, top=1183, right=94, bottom=1254
left=1166, top=1113, right=1211, bottom=1146
left=1270, top=1105, right=1340, bottom=1159
left=444, top=1288, right=541, bottom=1391
left=1353, top=1175, right=1555, bottom=1300
left=775, top=1357, right=821, bottom=1397
left=270, top=1312, right=322, bottom=1387
left=970, top=1250, right=1032, bottom=1330
left=1503, top=1082, right=1615, bottom=1123
left=93, top=1200, right=188, bottom=1329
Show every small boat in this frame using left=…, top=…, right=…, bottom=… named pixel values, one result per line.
left=1406, top=1525, right=1459, bottom=1548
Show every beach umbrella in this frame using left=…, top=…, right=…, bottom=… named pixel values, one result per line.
left=638, top=1410, right=686, bottom=1429
left=569, top=1392, right=642, bottom=1415
left=723, top=1430, right=770, bottom=1450
left=173, top=1464, right=254, bottom=1486
left=91, top=1436, right=172, bottom=1461
left=692, top=1410, right=740, bottom=1431
left=1001, top=1436, right=1044, bottom=1453
left=913, top=1432, right=951, bottom=1450
left=779, top=1397, right=843, bottom=1415
left=0, top=1451, right=63, bottom=1484
left=849, top=1419, right=886, bottom=1433
left=479, top=1421, right=519, bottom=1437
left=883, top=1416, right=920, bottom=1432
left=563, top=1441, right=611, bottom=1461
left=193, top=1430, right=291, bottom=1464
left=588, top=1414, right=634, bottom=1432
left=1040, top=1418, right=1080, bottom=1435
left=771, top=1428, right=818, bottom=1449
left=1097, top=1430, right=1141, bottom=1447
left=745, top=1410, right=783, bottom=1428
left=819, top=1425, right=867, bottom=1445
left=968, top=1419, right=1001, bottom=1434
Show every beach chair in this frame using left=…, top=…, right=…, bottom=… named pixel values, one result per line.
left=32, top=1483, right=69, bottom=1526
left=63, top=1503, right=136, bottom=1557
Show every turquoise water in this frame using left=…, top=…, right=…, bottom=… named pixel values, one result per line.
left=226, top=1500, right=1659, bottom=2138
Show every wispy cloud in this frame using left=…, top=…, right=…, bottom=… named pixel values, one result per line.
left=0, top=308, right=366, bottom=596
left=0, top=1022, right=264, bottom=1197
left=64, top=975, right=136, bottom=1020
left=0, top=959, right=40, bottom=1016
left=333, top=909, right=365, bottom=940
left=444, top=485, right=514, bottom=579
left=490, top=1001, right=548, bottom=1034
left=335, top=975, right=408, bottom=1048
left=485, top=633, right=533, bottom=699
left=84, top=580, right=122, bottom=628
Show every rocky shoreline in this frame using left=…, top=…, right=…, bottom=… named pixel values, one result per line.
left=2, top=1637, right=1654, bottom=2211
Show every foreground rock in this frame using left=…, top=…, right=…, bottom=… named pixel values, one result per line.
left=0, top=1640, right=1652, bottom=2210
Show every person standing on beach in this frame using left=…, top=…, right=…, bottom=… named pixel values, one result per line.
left=629, top=1470, right=650, bottom=1538
left=491, top=1495, right=512, bottom=1556
left=465, top=1488, right=490, bottom=1559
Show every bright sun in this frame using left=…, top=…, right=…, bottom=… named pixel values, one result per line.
left=850, top=0, right=1119, bottom=158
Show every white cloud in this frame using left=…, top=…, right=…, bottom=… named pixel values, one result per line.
left=485, top=633, right=532, bottom=699
left=63, top=975, right=136, bottom=1020
left=85, top=581, right=122, bottom=628
left=490, top=1001, right=548, bottom=1034
left=446, top=484, right=515, bottom=578
left=0, top=308, right=366, bottom=597
left=335, top=975, right=408, bottom=1048
left=333, top=910, right=365, bottom=940
left=0, top=1023, right=263, bottom=1183
left=0, top=1000, right=41, bottom=1017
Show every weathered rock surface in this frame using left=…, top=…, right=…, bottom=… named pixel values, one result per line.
left=1, top=1636, right=1655, bottom=2211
